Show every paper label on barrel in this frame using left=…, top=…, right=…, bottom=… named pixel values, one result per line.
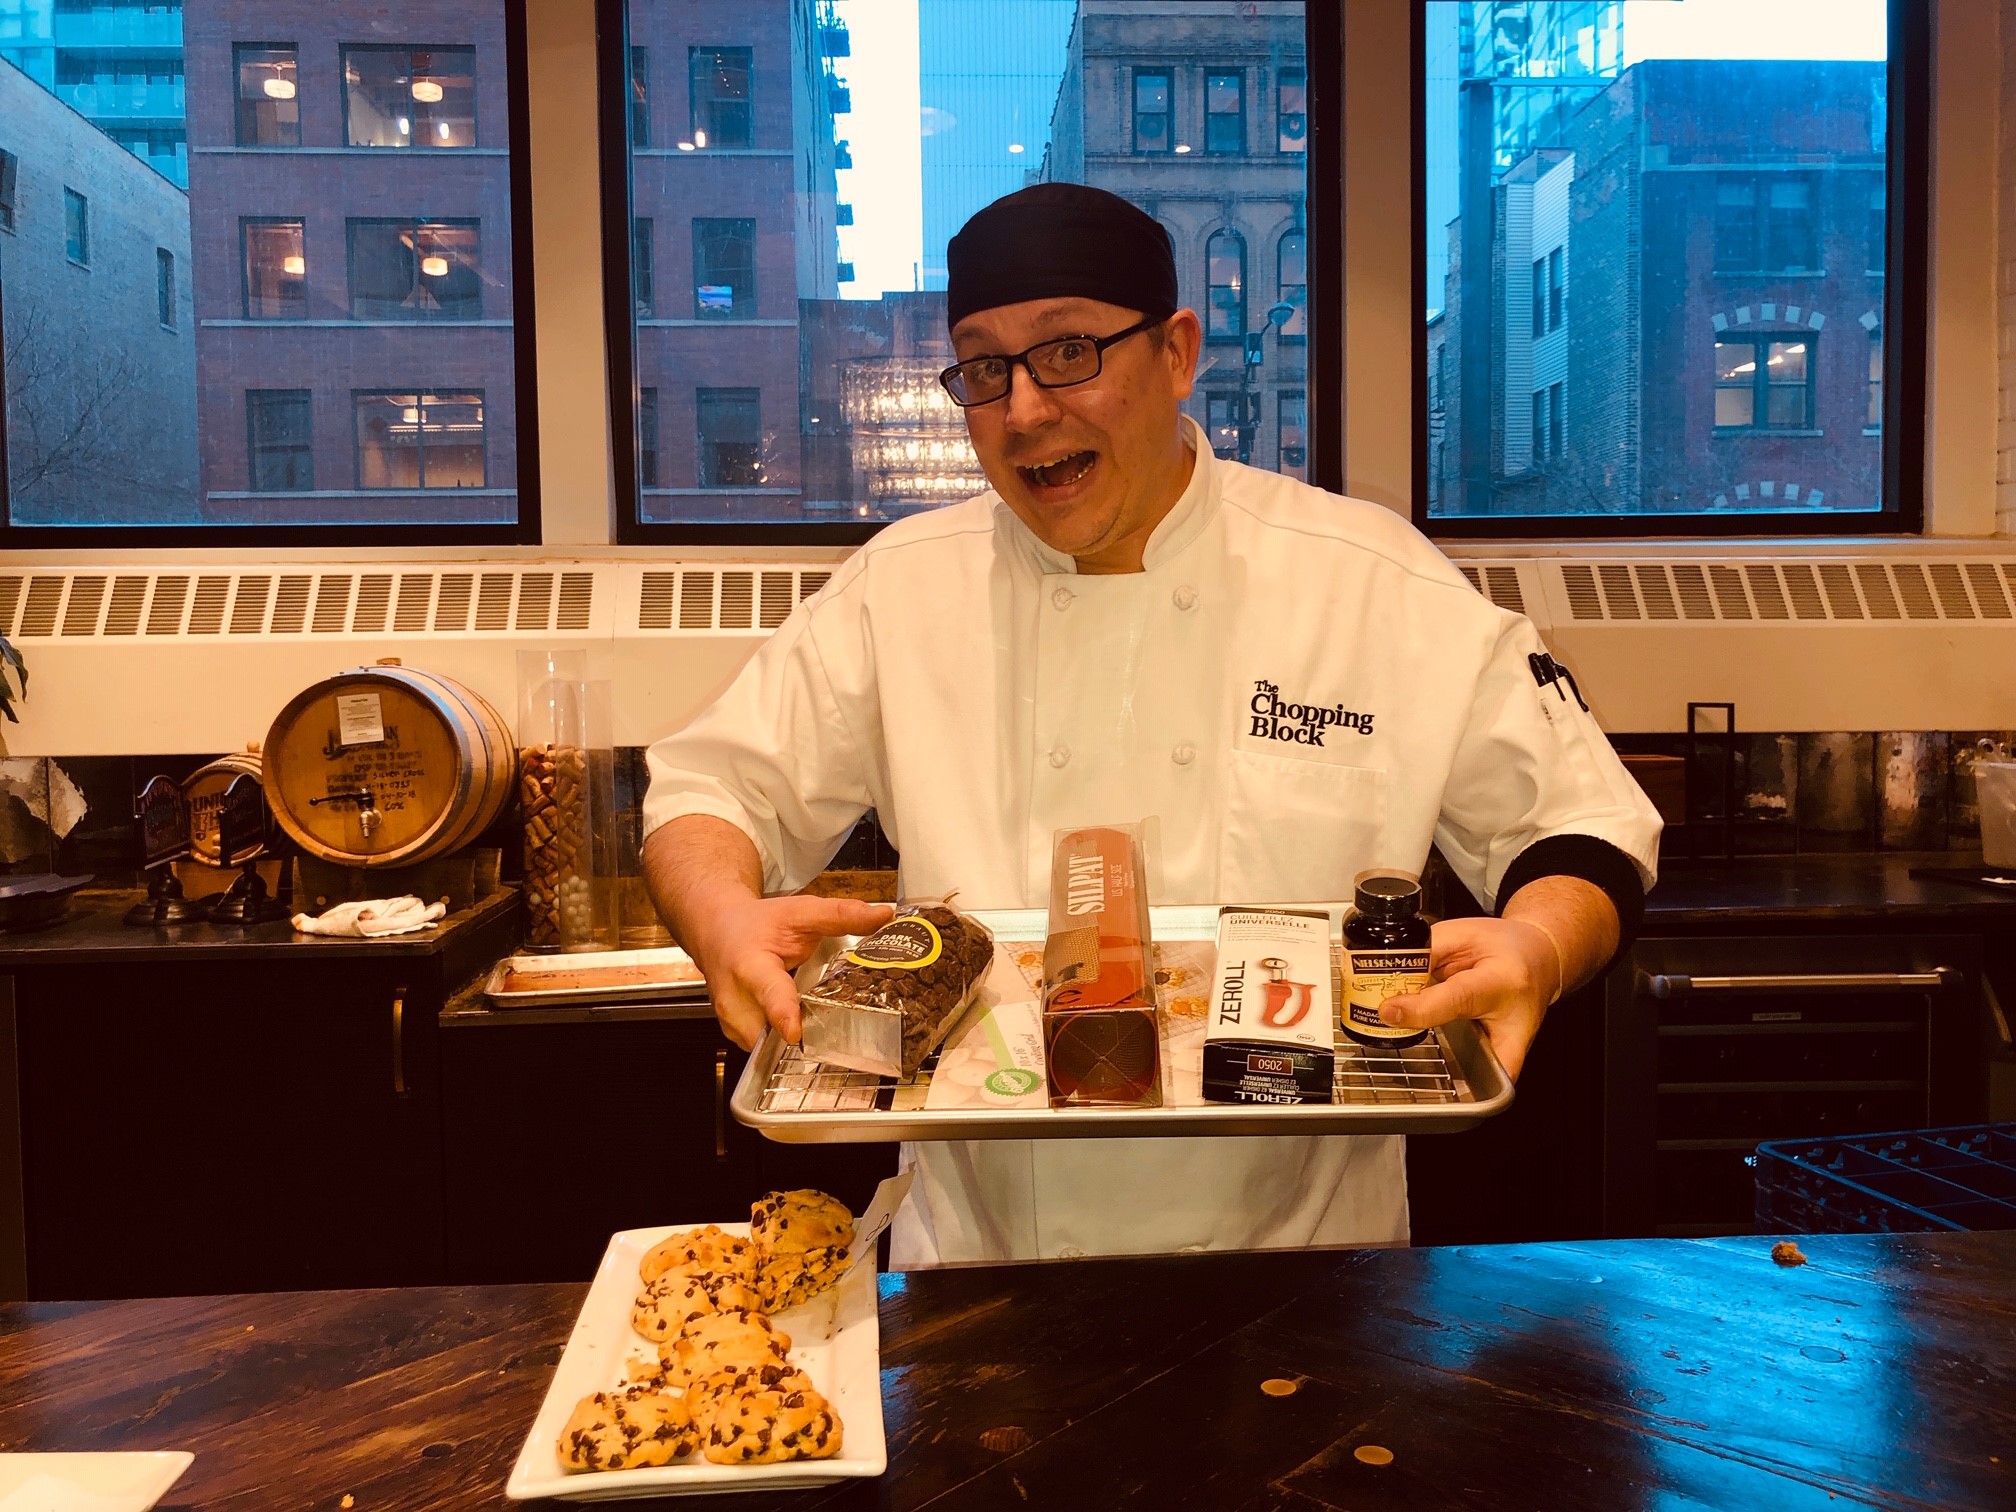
left=844, top=916, right=944, bottom=971
left=336, top=692, right=386, bottom=747
left=1345, top=949, right=1432, bottom=1036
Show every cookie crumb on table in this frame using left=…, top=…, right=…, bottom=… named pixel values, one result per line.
left=1771, top=1241, right=1808, bottom=1268
left=1354, top=1445, right=1395, bottom=1466
left=1260, top=1378, right=1299, bottom=1397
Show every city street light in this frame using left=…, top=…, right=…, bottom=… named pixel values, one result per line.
left=1236, top=298, right=1300, bottom=464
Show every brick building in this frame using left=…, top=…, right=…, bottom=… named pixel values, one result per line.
left=627, top=0, right=842, bottom=525
left=1432, top=57, right=1888, bottom=518
left=1042, top=0, right=1310, bottom=479
left=181, top=0, right=521, bottom=526
left=0, top=56, right=196, bottom=523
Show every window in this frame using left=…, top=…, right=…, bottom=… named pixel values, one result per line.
left=1715, top=174, right=1817, bottom=274
left=1205, top=71, right=1243, bottom=155
left=613, top=0, right=1314, bottom=535
left=63, top=189, right=87, bottom=265
left=1206, top=393, right=1242, bottom=459
left=343, top=46, right=477, bottom=148
left=629, top=47, right=650, bottom=147
left=693, top=218, right=756, bottom=318
left=1277, top=231, right=1306, bottom=340
left=0, top=149, right=18, bottom=232
left=639, top=388, right=660, bottom=487
left=246, top=390, right=313, bottom=492
left=689, top=47, right=752, bottom=149
left=1715, top=336, right=1813, bottom=432
left=354, top=392, right=487, bottom=488
left=4, top=2, right=531, bottom=538
left=347, top=220, right=483, bottom=320
left=1422, top=0, right=1911, bottom=530
left=1133, top=69, right=1171, bottom=153
left=632, top=219, right=654, bottom=317
left=235, top=44, right=300, bottom=147
left=242, top=219, right=306, bottom=319
left=1206, top=230, right=1245, bottom=342
left=1278, top=67, right=1307, bottom=153
left=1279, top=390, right=1308, bottom=477
left=156, top=249, right=176, bottom=329
left=696, top=387, right=762, bottom=486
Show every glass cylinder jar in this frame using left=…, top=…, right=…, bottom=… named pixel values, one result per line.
left=517, top=652, right=614, bottom=952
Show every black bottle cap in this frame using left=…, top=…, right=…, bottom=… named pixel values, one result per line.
left=1352, top=873, right=1421, bottom=919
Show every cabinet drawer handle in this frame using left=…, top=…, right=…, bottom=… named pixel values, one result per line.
left=391, top=992, right=408, bottom=1097
left=714, top=1049, right=728, bottom=1161
left=1647, top=968, right=1957, bottom=999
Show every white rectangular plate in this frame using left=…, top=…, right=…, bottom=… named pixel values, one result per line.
left=0, top=1452, right=193, bottom=1511
left=505, top=1222, right=885, bottom=1501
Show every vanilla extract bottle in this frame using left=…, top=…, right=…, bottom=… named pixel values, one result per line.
left=1342, top=873, right=1432, bottom=1050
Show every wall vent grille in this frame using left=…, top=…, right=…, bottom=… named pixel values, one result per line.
left=105, top=576, right=147, bottom=636
left=1544, top=560, right=2016, bottom=623
left=630, top=566, right=838, bottom=631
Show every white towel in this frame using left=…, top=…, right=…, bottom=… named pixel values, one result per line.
left=290, top=895, right=447, bottom=937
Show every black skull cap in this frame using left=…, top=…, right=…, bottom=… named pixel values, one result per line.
left=946, top=182, right=1178, bottom=331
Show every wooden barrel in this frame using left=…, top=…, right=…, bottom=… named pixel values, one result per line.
left=264, top=662, right=515, bottom=869
left=184, top=749, right=272, bottom=867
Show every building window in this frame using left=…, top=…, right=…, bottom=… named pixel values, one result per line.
left=1715, top=174, right=1817, bottom=274
left=1547, top=247, right=1563, bottom=331
left=629, top=47, right=650, bottom=147
left=1868, top=178, right=1886, bottom=274
left=1206, top=230, right=1245, bottom=342
left=354, top=391, right=487, bottom=488
left=1549, top=381, right=1563, bottom=459
left=157, top=249, right=176, bottom=329
left=246, top=390, right=314, bottom=492
left=632, top=218, right=654, bottom=317
left=639, top=388, right=661, bottom=487
left=63, top=188, right=87, bottom=265
left=689, top=47, right=752, bottom=149
left=1530, top=390, right=1546, bottom=464
left=1279, top=390, right=1308, bottom=476
left=235, top=44, right=300, bottom=147
left=1205, top=71, right=1244, bottom=154
left=1278, top=67, right=1307, bottom=153
left=1714, top=335, right=1813, bottom=431
left=342, top=46, right=477, bottom=149
left=693, top=217, right=756, bottom=318
left=242, top=219, right=307, bottom=319
left=1867, top=327, right=1883, bottom=431
left=1205, top=393, right=1241, bottom=459
left=1530, top=258, right=1545, bottom=340
left=347, top=220, right=483, bottom=320
left=1277, top=231, right=1307, bottom=340
left=1133, top=69, right=1171, bottom=153
left=0, top=149, right=18, bottom=233
left=696, top=387, right=762, bottom=486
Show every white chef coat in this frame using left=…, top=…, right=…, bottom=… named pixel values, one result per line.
left=644, top=416, right=1661, bottom=1266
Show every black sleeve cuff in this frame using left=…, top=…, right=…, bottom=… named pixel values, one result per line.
left=1495, top=834, right=1647, bottom=959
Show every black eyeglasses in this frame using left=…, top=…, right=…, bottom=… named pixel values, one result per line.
left=938, top=314, right=1165, bottom=408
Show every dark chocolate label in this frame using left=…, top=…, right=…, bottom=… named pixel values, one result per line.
left=844, top=916, right=943, bottom=971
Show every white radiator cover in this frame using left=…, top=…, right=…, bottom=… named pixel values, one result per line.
left=1, top=549, right=2012, bottom=755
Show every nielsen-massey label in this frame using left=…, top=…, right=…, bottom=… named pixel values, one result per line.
left=1346, top=948, right=1432, bottom=1037
left=845, top=916, right=944, bottom=971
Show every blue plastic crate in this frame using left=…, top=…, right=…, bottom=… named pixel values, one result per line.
left=1753, top=1124, right=2016, bottom=1234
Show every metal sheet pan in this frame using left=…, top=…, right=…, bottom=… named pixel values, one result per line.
left=732, top=905, right=1514, bottom=1141
left=481, top=946, right=707, bottom=1008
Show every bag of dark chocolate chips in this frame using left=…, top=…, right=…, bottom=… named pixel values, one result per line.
left=799, top=899, right=996, bottom=1079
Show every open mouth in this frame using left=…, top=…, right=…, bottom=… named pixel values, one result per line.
left=1018, top=450, right=1097, bottom=491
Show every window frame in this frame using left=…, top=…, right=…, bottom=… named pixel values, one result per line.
left=629, top=45, right=650, bottom=148
left=339, top=43, right=480, bottom=150
left=1713, top=332, right=1817, bottom=435
left=598, top=0, right=1342, bottom=543
left=690, top=216, right=757, bottom=320
left=1204, top=68, right=1245, bottom=156
left=1412, top=0, right=1929, bottom=539
left=1133, top=67, right=1173, bottom=155
left=241, top=216, right=308, bottom=320
left=688, top=45, right=754, bottom=149
left=0, top=2, right=541, bottom=548
left=351, top=389, right=490, bottom=491
left=156, top=248, right=176, bottom=329
left=1206, top=227, right=1247, bottom=344
left=245, top=388, right=315, bottom=493
left=344, top=216, right=485, bottom=322
left=233, top=42, right=301, bottom=148
left=0, top=149, right=19, bottom=233
left=1277, top=66, right=1308, bottom=154
left=63, top=187, right=88, bottom=266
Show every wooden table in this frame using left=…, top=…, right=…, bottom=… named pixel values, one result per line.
left=0, top=1230, right=2009, bottom=1509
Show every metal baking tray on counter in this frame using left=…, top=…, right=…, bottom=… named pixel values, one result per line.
left=731, top=905, right=1514, bottom=1141
left=481, top=945, right=706, bottom=1008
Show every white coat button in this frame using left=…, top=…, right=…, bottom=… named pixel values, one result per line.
left=1057, top=1245, right=1086, bottom=1260
left=1172, top=743, right=1196, bottom=766
left=1178, top=1243, right=1208, bottom=1255
left=1173, top=585, right=1199, bottom=611
left=1049, top=744, right=1071, bottom=768
left=1052, top=586, right=1075, bottom=610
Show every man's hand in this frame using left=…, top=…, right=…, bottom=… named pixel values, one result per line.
left=1374, top=916, right=1562, bottom=1082
left=690, top=895, right=895, bottom=1051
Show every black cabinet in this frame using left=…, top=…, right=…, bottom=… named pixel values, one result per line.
left=0, top=889, right=520, bottom=1301
left=439, top=1002, right=896, bottom=1283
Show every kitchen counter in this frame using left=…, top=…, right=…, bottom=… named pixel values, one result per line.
left=0, top=1229, right=2008, bottom=1509
left=1641, top=851, right=2015, bottom=930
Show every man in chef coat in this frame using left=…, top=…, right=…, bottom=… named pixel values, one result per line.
left=642, top=183, right=1661, bottom=1265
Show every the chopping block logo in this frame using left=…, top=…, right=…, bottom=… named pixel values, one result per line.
left=1248, top=679, right=1374, bottom=747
